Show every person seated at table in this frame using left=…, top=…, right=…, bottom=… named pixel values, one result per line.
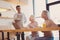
left=26, top=15, right=39, bottom=40
left=41, top=10, right=58, bottom=40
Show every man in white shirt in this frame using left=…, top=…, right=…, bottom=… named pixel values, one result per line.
left=13, top=5, right=26, bottom=40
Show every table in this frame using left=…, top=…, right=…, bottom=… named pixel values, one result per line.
left=0, top=27, right=60, bottom=40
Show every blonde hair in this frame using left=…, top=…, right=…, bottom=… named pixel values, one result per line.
left=29, top=15, right=35, bottom=19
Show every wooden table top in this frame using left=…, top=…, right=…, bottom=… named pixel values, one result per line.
left=0, top=27, right=60, bottom=32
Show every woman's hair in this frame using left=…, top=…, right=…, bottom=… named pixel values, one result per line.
left=30, top=15, right=35, bottom=18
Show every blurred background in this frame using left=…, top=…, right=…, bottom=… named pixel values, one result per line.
left=0, top=0, right=60, bottom=40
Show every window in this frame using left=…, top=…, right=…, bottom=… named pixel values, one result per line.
left=49, top=4, right=60, bottom=24
left=34, top=0, right=46, bottom=17
left=48, top=0, right=60, bottom=3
